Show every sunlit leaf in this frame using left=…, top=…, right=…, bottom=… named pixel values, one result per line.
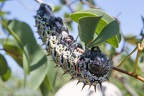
left=91, top=20, right=119, bottom=47
left=8, top=20, right=36, bottom=46
left=53, top=5, right=62, bottom=12
left=70, top=9, right=120, bottom=47
left=2, top=21, right=23, bottom=48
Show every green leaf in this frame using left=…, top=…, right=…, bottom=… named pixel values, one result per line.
left=91, top=20, right=119, bottom=47
left=0, top=0, right=5, bottom=2
left=78, top=16, right=102, bottom=45
left=8, top=19, right=37, bottom=46
left=23, top=44, right=30, bottom=87
left=3, top=44, right=23, bottom=67
left=0, top=54, right=11, bottom=81
left=30, top=46, right=49, bottom=90
left=53, top=5, right=62, bottom=12
left=125, top=36, right=139, bottom=45
left=2, top=21, right=23, bottom=48
left=70, top=9, right=120, bottom=47
left=70, top=9, right=114, bottom=23
left=1, top=68, right=11, bottom=81
left=0, top=38, right=20, bottom=48
left=39, top=75, right=53, bottom=96
left=0, top=54, right=9, bottom=76
left=0, top=11, right=9, bottom=16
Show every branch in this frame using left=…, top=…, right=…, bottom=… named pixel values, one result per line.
left=117, top=46, right=137, bottom=67
left=112, top=67, right=144, bottom=82
left=34, top=0, right=45, bottom=4
left=64, top=0, right=75, bottom=13
left=80, top=0, right=97, bottom=8
left=133, top=43, right=144, bottom=75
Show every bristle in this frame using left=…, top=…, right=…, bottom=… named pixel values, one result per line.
left=54, top=65, right=58, bottom=68
left=81, top=83, right=86, bottom=90
left=94, top=85, right=96, bottom=92
left=46, top=54, right=50, bottom=56
left=88, top=84, right=92, bottom=90
left=69, top=77, right=74, bottom=81
left=99, top=82, right=102, bottom=91
left=62, top=71, right=68, bottom=76
left=76, top=80, right=80, bottom=85
left=106, top=77, right=109, bottom=81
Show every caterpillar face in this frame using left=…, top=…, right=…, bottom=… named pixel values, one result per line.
left=35, top=3, right=112, bottom=91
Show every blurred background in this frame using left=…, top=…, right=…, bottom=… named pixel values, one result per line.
left=0, top=0, right=144, bottom=96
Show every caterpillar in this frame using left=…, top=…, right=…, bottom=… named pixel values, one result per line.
left=35, top=3, right=112, bottom=92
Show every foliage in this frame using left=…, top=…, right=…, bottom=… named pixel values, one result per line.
left=0, top=0, right=144, bottom=96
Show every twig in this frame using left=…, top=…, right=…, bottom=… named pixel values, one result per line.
left=132, top=43, right=144, bottom=75
left=65, top=0, right=75, bottom=13
left=34, top=0, right=45, bottom=4
left=112, top=67, right=144, bottom=82
left=80, top=0, right=97, bottom=8
left=117, top=46, right=137, bottom=67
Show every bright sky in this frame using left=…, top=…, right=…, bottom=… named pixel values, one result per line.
left=1, top=0, right=144, bottom=74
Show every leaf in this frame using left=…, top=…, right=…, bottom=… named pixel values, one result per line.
left=2, top=21, right=23, bottom=48
left=70, top=9, right=114, bottom=23
left=70, top=9, right=120, bottom=47
left=1, top=68, right=11, bottom=81
left=3, top=44, right=23, bottom=67
left=0, top=54, right=9, bottom=76
left=53, top=5, right=62, bottom=12
left=8, top=19, right=37, bottom=46
left=125, top=36, right=139, bottom=45
left=78, top=16, right=102, bottom=45
left=23, top=44, right=30, bottom=87
left=0, top=11, right=9, bottom=16
left=91, top=20, right=119, bottom=47
left=40, top=75, right=53, bottom=96
left=30, top=46, right=49, bottom=90
left=0, top=0, right=5, bottom=2
left=0, top=38, right=20, bottom=48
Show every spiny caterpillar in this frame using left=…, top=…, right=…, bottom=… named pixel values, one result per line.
left=35, top=3, right=112, bottom=92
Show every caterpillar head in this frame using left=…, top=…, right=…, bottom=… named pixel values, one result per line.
left=88, top=46, right=112, bottom=78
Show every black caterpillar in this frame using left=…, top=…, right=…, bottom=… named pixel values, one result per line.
left=35, top=3, right=112, bottom=92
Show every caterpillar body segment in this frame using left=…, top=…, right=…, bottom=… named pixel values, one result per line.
left=35, top=3, right=112, bottom=91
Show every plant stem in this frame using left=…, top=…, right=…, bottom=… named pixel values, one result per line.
left=132, top=43, right=143, bottom=75
left=112, top=66, right=144, bottom=82
left=117, top=47, right=137, bottom=67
